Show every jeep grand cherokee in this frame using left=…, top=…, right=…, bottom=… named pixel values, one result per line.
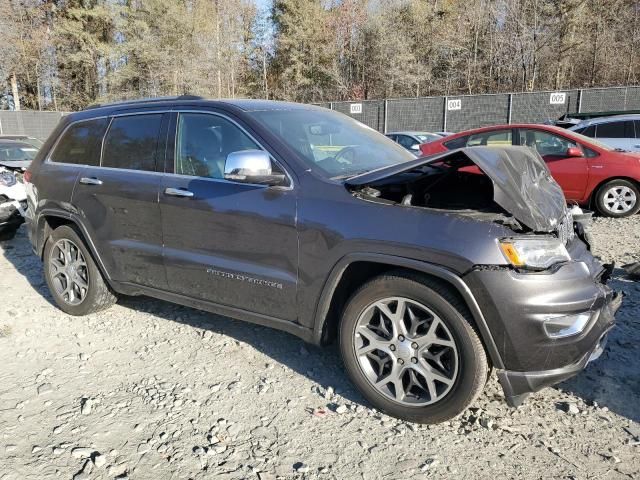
left=24, top=97, right=620, bottom=423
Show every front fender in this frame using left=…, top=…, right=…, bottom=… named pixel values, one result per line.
left=310, top=252, right=505, bottom=369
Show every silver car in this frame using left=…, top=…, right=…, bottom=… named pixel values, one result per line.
left=385, top=131, right=443, bottom=154
left=569, top=114, right=640, bottom=152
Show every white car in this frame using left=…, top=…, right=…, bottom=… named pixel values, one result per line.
left=569, top=115, right=640, bottom=152
left=0, top=167, right=27, bottom=240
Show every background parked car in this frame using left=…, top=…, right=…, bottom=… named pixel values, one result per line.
left=420, top=124, right=640, bottom=217
left=385, top=131, right=443, bottom=154
left=0, top=134, right=44, bottom=149
left=0, top=140, right=39, bottom=176
left=569, top=115, right=640, bottom=152
left=553, top=110, right=640, bottom=129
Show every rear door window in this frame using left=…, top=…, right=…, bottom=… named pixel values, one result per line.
left=50, top=118, right=109, bottom=166
left=102, top=114, right=163, bottom=171
left=596, top=121, right=632, bottom=138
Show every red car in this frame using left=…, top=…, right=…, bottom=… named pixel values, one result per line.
left=420, top=124, right=640, bottom=217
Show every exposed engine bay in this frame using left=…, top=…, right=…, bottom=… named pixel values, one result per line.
left=351, top=165, right=525, bottom=231
left=347, top=146, right=571, bottom=236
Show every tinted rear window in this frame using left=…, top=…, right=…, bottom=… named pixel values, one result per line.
left=50, top=118, right=108, bottom=166
left=596, top=121, right=633, bottom=138
left=102, top=114, right=163, bottom=171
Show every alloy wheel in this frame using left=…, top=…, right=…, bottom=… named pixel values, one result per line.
left=602, top=185, right=637, bottom=214
left=49, top=238, right=89, bottom=306
left=354, top=297, right=459, bottom=406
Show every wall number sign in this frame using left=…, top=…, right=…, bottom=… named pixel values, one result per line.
left=447, top=99, right=462, bottom=111
left=550, top=92, right=566, bottom=105
left=350, top=103, right=363, bottom=114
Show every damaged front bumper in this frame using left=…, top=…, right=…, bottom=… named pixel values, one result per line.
left=497, top=291, right=620, bottom=406
left=463, top=238, right=621, bottom=407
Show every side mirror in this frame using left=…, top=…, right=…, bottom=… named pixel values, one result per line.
left=566, top=146, right=583, bottom=157
left=409, top=144, right=420, bottom=151
left=224, top=150, right=286, bottom=186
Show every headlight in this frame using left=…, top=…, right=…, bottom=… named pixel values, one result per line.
left=499, top=237, right=570, bottom=269
left=0, top=171, right=17, bottom=187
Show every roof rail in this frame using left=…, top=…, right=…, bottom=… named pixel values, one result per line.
left=85, top=95, right=205, bottom=110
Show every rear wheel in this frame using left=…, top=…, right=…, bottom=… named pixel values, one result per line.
left=595, top=179, right=640, bottom=218
left=339, top=272, right=488, bottom=424
left=43, top=225, right=117, bottom=315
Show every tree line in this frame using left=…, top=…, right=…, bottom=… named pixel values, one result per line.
left=1, top=0, right=638, bottom=111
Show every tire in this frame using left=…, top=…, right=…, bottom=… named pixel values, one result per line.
left=43, top=225, right=117, bottom=315
left=595, top=179, right=640, bottom=218
left=339, top=271, right=488, bottom=424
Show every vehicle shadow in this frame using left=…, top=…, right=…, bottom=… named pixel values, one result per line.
left=556, top=271, right=640, bottom=423
left=117, top=294, right=366, bottom=405
left=0, top=225, right=56, bottom=306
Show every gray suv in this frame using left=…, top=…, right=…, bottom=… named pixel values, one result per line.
left=24, top=97, right=620, bottom=423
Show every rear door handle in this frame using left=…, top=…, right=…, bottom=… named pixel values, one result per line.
left=164, top=187, right=194, bottom=198
left=79, top=177, right=103, bottom=185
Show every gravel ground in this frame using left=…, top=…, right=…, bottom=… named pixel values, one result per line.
left=0, top=217, right=639, bottom=480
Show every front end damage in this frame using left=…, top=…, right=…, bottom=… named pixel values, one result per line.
left=0, top=168, right=27, bottom=236
left=347, top=146, right=621, bottom=406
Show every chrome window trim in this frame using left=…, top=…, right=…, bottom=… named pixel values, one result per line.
left=44, top=108, right=295, bottom=190
left=172, top=109, right=294, bottom=189
left=45, top=110, right=171, bottom=167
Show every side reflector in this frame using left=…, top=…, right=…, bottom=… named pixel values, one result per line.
left=500, top=242, right=524, bottom=267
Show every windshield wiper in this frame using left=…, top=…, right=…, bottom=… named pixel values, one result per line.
left=332, top=170, right=373, bottom=180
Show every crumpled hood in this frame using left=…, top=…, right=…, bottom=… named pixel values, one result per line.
left=346, top=146, right=567, bottom=232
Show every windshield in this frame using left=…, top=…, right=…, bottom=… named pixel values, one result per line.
left=249, top=108, right=416, bottom=178
left=0, top=144, right=38, bottom=161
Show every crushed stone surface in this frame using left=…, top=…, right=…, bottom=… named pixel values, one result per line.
left=0, top=218, right=638, bottom=479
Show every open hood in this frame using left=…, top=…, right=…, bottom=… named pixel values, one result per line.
left=346, top=146, right=567, bottom=232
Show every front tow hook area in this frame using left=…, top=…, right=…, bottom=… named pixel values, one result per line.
left=497, top=291, right=622, bottom=407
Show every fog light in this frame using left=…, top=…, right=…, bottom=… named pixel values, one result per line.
left=543, top=312, right=591, bottom=338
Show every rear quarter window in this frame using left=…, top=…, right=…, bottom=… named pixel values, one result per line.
left=443, top=136, right=468, bottom=150
left=49, top=118, right=109, bottom=166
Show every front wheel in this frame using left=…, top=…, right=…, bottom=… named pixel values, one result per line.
left=595, top=179, right=640, bottom=218
left=339, top=272, right=488, bottom=424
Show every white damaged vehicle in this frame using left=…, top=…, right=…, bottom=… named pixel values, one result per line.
left=0, top=167, right=27, bottom=240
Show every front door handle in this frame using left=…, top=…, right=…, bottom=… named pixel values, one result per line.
left=79, top=177, right=103, bottom=185
left=164, top=187, right=194, bottom=198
